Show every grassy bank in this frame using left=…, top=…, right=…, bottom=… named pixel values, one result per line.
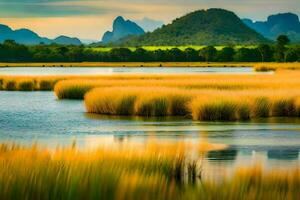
left=0, top=142, right=298, bottom=200
left=0, top=62, right=255, bottom=68
left=0, top=62, right=299, bottom=70
left=54, top=71, right=300, bottom=100
left=84, top=87, right=300, bottom=120
left=254, top=63, right=300, bottom=71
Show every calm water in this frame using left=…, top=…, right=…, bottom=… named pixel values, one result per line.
left=0, top=67, right=260, bottom=75
left=0, top=92, right=299, bottom=172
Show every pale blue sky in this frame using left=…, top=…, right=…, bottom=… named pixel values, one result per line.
left=0, top=0, right=299, bottom=40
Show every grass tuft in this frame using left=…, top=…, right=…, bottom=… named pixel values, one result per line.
left=4, top=80, right=17, bottom=91
left=18, top=80, right=35, bottom=91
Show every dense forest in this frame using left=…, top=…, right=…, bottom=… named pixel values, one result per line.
left=0, top=36, right=299, bottom=63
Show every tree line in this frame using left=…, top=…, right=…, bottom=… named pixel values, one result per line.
left=0, top=35, right=299, bottom=63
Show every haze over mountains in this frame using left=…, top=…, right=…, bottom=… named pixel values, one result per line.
left=134, top=18, right=164, bottom=32
left=0, top=24, right=82, bottom=45
left=243, top=13, right=300, bottom=42
left=1, top=8, right=300, bottom=46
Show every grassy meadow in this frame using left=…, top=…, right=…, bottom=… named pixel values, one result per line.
left=0, top=141, right=299, bottom=200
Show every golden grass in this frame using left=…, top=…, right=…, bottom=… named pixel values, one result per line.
left=54, top=71, right=300, bottom=99
left=0, top=76, right=62, bottom=91
left=85, top=87, right=193, bottom=117
left=254, top=63, right=300, bottom=71
left=85, top=87, right=300, bottom=120
left=0, top=142, right=298, bottom=200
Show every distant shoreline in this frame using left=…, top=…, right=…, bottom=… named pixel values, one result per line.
left=0, top=62, right=256, bottom=68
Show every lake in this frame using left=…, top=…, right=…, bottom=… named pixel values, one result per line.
left=0, top=67, right=264, bottom=75
left=0, top=91, right=299, bottom=175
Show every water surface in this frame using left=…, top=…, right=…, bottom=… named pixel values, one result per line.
left=0, top=92, right=299, bottom=172
left=0, top=67, right=260, bottom=75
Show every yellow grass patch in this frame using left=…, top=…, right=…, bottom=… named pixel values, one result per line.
left=0, top=142, right=298, bottom=199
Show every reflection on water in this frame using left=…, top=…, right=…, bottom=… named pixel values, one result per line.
left=0, top=67, right=258, bottom=75
left=207, top=148, right=238, bottom=162
left=0, top=91, right=299, bottom=171
left=268, top=149, right=299, bottom=160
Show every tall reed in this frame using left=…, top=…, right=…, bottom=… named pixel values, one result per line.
left=85, top=87, right=193, bottom=117
left=85, top=87, right=300, bottom=120
left=0, top=143, right=298, bottom=200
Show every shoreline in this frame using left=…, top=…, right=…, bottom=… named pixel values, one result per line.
left=0, top=62, right=255, bottom=68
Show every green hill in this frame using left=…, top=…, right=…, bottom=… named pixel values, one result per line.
left=121, top=8, right=269, bottom=46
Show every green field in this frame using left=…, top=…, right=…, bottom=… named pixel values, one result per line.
left=88, top=45, right=258, bottom=52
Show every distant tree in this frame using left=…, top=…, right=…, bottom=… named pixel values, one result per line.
left=285, top=48, right=299, bottom=62
left=277, top=35, right=290, bottom=47
left=257, top=44, right=273, bottom=62
left=234, top=48, right=261, bottom=62
left=153, top=49, right=167, bottom=62
left=274, top=35, right=290, bottom=62
left=109, top=48, right=132, bottom=62
left=184, top=48, right=199, bottom=61
left=200, top=46, right=217, bottom=62
left=134, top=48, right=149, bottom=62
left=217, top=47, right=235, bottom=62
left=67, top=46, right=84, bottom=62
left=167, top=48, right=184, bottom=62
left=0, top=40, right=31, bottom=62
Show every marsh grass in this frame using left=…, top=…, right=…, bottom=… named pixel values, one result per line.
left=54, top=71, right=300, bottom=100
left=191, top=98, right=238, bottom=121
left=254, top=63, right=300, bottom=71
left=271, top=97, right=297, bottom=117
left=251, top=97, right=271, bottom=118
left=85, top=87, right=194, bottom=117
left=85, top=87, right=300, bottom=121
left=39, top=80, right=54, bottom=91
left=4, top=80, right=17, bottom=91
left=0, top=142, right=299, bottom=200
left=17, top=79, right=35, bottom=91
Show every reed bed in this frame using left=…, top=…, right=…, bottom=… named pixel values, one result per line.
left=0, top=142, right=299, bottom=200
left=1, top=70, right=299, bottom=93
left=85, top=87, right=300, bottom=120
left=85, top=87, right=193, bottom=117
left=254, top=63, right=300, bottom=71
left=0, top=76, right=61, bottom=91
left=55, top=71, right=300, bottom=100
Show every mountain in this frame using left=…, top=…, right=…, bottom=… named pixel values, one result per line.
left=0, top=24, right=82, bottom=45
left=121, top=9, right=268, bottom=46
left=134, top=17, right=164, bottom=32
left=243, top=13, right=300, bottom=42
left=0, top=25, right=51, bottom=45
left=101, top=16, right=145, bottom=44
left=53, top=36, right=82, bottom=45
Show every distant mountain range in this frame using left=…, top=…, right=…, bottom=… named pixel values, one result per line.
left=121, top=9, right=268, bottom=46
left=243, top=13, right=300, bottom=42
left=101, top=16, right=145, bottom=44
left=1, top=10, right=300, bottom=46
left=0, top=24, right=82, bottom=45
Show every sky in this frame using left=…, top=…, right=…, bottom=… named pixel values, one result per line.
left=0, top=0, right=299, bottom=41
